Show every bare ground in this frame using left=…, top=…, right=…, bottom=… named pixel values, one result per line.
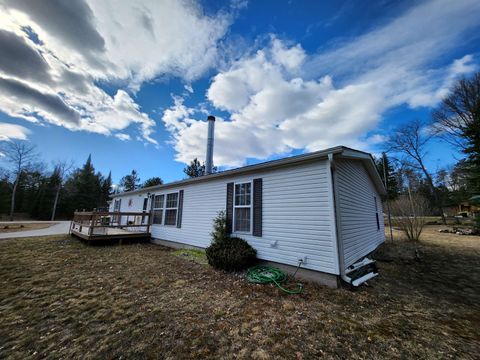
left=0, top=222, right=57, bottom=233
left=0, top=227, right=479, bottom=359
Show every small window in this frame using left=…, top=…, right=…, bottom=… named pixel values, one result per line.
left=374, top=196, right=380, bottom=230
left=112, top=199, right=121, bottom=223
left=141, top=198, right=148, bottom=223
left=234, top=182, right=252, bottom=232
left=152, top=195, right=164, bottom=225
left=164, top=192, right=178, bottom=226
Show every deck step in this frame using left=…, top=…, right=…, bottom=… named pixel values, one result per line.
left=345, top=257, right=378, bottom=287
left=351, top=272, right=378, bottom=287
left=346, top=257, right=375, bottom=275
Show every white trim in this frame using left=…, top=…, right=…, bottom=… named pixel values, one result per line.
left=152, top=194, right=165, bottom=225
left=327, top=153, right=341, bottom=275
left=151, top=190, right=180, bottom=226
left=232, top=180, right=253, bottom=234
left=164, top=191, right=179, bottom=226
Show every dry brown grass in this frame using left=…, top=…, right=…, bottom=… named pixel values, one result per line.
left=0, top=222, right=56, bottom=233
left=0, top=229, right=479, bottom=359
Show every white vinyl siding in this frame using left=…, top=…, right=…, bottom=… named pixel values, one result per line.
left=109, top=150, right=386, bottom=278
left=113, top=160, right=340, bottom=274
left=335, top=159, right=385, bottom=268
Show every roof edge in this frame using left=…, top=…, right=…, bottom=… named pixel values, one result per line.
left=111, top=146, right=375, bottom=197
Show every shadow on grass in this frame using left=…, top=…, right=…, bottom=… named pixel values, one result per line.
left=374, top=240, right=480, bottom=307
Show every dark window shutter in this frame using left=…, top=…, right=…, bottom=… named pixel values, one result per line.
left=149, top=194, right=155, bottom=225
left=253, top=178, right=263, bottom=237
left=226, top=182, right=234, bottom=234
left=176, top=190, right=184, bottom=228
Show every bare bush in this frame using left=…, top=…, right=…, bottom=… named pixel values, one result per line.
left=390, top=195, right=430, bottom=241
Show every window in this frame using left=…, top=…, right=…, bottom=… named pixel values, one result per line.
left=141, top=197, right=148, bottom=224
left=152, top=192, right=178, bottom=226
left=164, top=193, right=178, bottom=225
left=234, top=182, right=251, bottom=232
left=152, top=195, right=164, bottom=224
left=112, top=199, right=121, bottom=223
left=374, top=196, right=380, bottom=230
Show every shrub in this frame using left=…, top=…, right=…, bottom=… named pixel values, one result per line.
left=390, top=194, right=429, bottom=241
left=206, top=236, right=257, bottom=272
left=210, top=211, right=228, bottom=244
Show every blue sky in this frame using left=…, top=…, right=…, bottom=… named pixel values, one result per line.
left=0, top=0, right=479, bottom=184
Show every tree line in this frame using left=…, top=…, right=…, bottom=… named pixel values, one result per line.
left=0, top=143, right=216, bottom=220
left=375, top=72, right=479, bottom=227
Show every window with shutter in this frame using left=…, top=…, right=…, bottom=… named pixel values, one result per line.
left=253, top=178, right=262, bottom=237
left=233, top=182, right=252, bottom=233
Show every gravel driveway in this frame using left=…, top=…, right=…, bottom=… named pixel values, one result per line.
left=0, top=221, right=71, bottom=239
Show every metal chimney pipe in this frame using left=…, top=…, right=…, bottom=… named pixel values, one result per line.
left=205, top=115, right=215, bottom=175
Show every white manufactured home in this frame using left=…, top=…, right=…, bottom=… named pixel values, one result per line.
left=109, top=145, right=386, bottom=288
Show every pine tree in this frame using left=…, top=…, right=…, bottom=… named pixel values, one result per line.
left=375, top=153, right=399, bottom=200
left=464, top=119, right=480, bottom=195
left=62, top=155, right=103, bottom=214
left=183, top=158, right=217, bottom=178
left=119, top=170, right=140, bottom=192
left=100, top=171, right=112, bottom=207
left=143, top=177, right=163, bottom=188
left=0, top=173, right=11, bottom=216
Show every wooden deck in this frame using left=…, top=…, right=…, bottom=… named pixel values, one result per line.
left=70, top=211, right=151, bottom=242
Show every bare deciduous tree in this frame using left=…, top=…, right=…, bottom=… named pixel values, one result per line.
left=387, top=119, right=446, bottom=224
left=51, top=160, right=74, bottom=221
left=1, top=141, right=37, bottom=221
left=432, top=72, right=480, bottom=151
left=390, top=194, right=429, bottom=242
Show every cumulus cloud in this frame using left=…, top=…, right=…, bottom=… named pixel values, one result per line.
left=0, top=123, right=30, bottom=141
left=164, top=0, right=480, bottom=167
left=0, top=29, right=52, bottom=84
left=0, top=0, right=232, bottom=143
left=0, top=76, right=80, bottom=126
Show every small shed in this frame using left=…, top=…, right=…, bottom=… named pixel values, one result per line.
left=109, top=146, right=386, bottom=288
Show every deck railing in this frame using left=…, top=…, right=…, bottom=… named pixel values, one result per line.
left=71, top=211, right=151, bottom=238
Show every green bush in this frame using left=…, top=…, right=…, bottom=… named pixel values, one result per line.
left=206, top=236, right=257, bottom=272
left=210, top=210, right=228, bottom=243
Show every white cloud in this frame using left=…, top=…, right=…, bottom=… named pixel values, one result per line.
left=86, top=0, right=232, bottom=89
left=165, top=0, right=480, bottom=167
left=0, top=123, right=30, bottom=141
left=115, top=133, right=131, bottom=141
left=271, top=37, right=305, bottom=72
left=0, top=0, right=232, bottom=144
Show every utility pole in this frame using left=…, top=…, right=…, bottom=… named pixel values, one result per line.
left=383, top=153, right=394, bottom=242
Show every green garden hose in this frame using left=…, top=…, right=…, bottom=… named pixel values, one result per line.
left=246, top=265, right=303, bottom=294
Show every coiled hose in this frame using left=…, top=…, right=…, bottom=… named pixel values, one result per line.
left=246, top=265, right=303, bottom=294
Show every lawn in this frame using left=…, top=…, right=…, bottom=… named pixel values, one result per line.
left=0, top=228, right=479, bottom=359
left=0, top=222, right=56, bottom=233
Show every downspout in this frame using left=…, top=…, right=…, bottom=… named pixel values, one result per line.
left=328, top=153, right=350, bottom=284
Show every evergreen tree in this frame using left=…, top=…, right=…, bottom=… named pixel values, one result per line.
left=0, top=169, right=11, bottom=216
left=119, top=169, right=140, bottom=191
left=143, top=177, right=163, bottom=188
left=183, top=158, right=217, bottom=178
left=375, top=153, right=399, bottom=200
left=464, top=119, right=480, bottom=195
left=62, top=155, right=103, bottom=214
left=100, top=171, right=112, bottom=207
